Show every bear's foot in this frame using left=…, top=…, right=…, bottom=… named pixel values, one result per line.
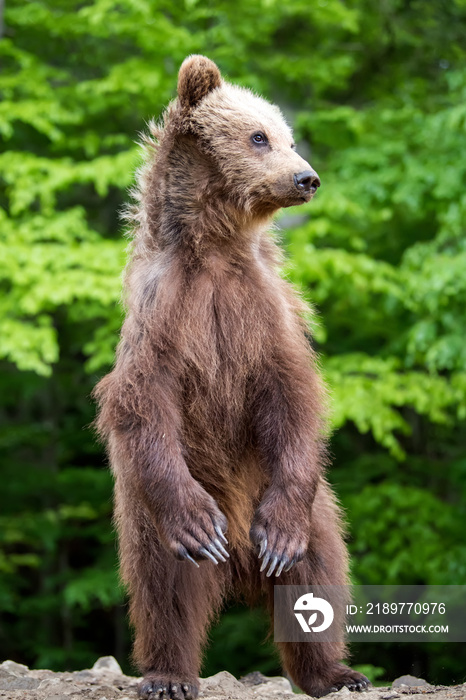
left=302, top=664, right=370, bottom=697
left=138, top=674, right=199, bottom=700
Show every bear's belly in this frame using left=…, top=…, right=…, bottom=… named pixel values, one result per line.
left=180, top=366, right=252, bottom=460
left=182, top=415, right=266, bottom=550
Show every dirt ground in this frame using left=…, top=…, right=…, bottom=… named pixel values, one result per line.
left=0, top=656, right=464, bottom=700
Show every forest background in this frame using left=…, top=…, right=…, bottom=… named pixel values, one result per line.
left=1, top=0, right=466, bottom=687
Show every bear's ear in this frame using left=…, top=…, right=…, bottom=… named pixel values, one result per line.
left=177, top=55, right=222, bottom=110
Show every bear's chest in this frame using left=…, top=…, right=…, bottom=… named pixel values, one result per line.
left=174, top=265, right=275, bottom=432
left=177, top=263, right=273, bottom=366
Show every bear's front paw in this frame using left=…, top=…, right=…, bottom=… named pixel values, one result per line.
left=250, top=504, right=309, bottom=577
left=164, top=490, right=229, bottom=567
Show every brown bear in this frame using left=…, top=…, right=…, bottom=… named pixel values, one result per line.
left=94, top=55, right=369, bottom=699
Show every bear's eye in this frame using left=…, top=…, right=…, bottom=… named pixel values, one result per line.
left=251, top=132, right=268, bottom=146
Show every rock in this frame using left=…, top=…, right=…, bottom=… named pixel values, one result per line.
left=240, top=671, right=269, bottom=686
left=91, top=656, right=123, bottom=675
left=0, top=667, right=41, bottom=690
left=38, top=677, right=62, bottom=689
left=38, top=677, right=85, bottom=696
left=239, top=671, right=293, bottom=695
left=240, top=671, right=294, bottom=694
left=201, top=669, right=299, bottom=698
left=0, top=661, right=29, bottom=676
left=0, top=660, right=465, bottom=700
left=201, top=671, right=245, bottom=695
left=252, top=679, right=294, bottom=696
left=28, top=668, right=56, bottom=680
left=86, top=685, right=122, bottom=699
left=72, top=670, right=95, bottom=681
left=392, top=674, right=429, bottom=688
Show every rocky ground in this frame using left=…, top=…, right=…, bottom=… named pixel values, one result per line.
left=0, top=657, right=464, bottom=700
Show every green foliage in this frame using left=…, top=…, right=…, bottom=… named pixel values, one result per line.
left=346, top=483, right=466, bottom=584
left=203, top=606, right=278, bottom=679
left=1, top=0, right=466, bottom=685
left=352, top=665, right=386, bottom=685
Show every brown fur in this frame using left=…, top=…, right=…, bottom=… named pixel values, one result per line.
left=94, top=56, right=369, bottom=699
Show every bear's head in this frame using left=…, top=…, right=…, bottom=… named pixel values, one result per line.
left=174, top=55, right=320, bottom=215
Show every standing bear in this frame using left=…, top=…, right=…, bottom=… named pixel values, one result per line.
left=94, top=55, right=369, bottom=699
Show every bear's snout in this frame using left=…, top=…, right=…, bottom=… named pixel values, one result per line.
left=294, top=169, right=321, bottom=195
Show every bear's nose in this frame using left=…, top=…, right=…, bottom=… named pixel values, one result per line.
left=294, top=170, right=321, bottom=194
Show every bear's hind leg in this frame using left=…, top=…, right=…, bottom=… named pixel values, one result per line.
left=267, top=566, right=370, bottom=696
left=116, top=487, right=228, bottom=700
left=261, top=483, right=370, bottom=697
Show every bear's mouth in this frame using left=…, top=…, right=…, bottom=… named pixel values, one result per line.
left=269, top=178, right=319, bottom=208
left=296, top=191, right=315, bottom=204
left=279, top=192, right=313, bottom=209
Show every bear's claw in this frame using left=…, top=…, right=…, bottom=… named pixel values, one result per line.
left=257, top=540, right=298, bottom=577
left=252, top=526, right=304, bottom=577
left=328, top=677, right=370, bottom=693
left=214, top=525, right=228, bottom=545
left=171, top=508, right=229, bottom=566
left=138, top=677, right=198, bottom=700
left=317, top=666, right=371, bottom=696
